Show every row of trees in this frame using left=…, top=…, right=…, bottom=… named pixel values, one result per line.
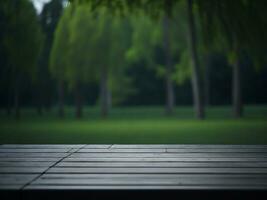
left=50, top=1, right=192, bottom=118
left=197, top=0, right=267, bottom=118
left=0, top=0, right=43, bottom=119
left=1, top=0, right=266, bottom=120
left=50, top=4, right=132, bottom=118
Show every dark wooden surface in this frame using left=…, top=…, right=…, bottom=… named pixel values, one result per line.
left=1, top=144, right=267, bottom=199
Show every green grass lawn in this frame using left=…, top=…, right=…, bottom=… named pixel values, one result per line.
left=0, top=105, right=267, bottom=144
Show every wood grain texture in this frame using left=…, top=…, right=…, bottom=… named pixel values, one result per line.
left=1, top=144, right=267, bottom=195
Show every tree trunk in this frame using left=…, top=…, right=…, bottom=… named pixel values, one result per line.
left=107, top=88, right=112, bottom=110
left=163, top=14, right=175, bottom=115
left=58, top=80, right=65, bottom=118
left=6, top=89, right=12, bottom=116
left=14, top=81, right=20, bottom=120
left=36, top=91, right=43, bottom=116
left=186, top=0, right=205, bottom=119
left=44, top=96, right=52, bottom=112
left=100, top=67, right=109, bottom=118
left=37, top=104, right=43, bottom=116
left=6, top=104, right=11, bottom=116
left=232, top=44, right=243, bottom=118
left=75, top=81, right=83, bottom=119
left=204, top=55, right=211, bottom=107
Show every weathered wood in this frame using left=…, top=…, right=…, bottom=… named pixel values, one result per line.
left=166, top=148, right=267, bottom=153
left=0, top=144, right=267, bottom=198
left=83, top=145, right=112, bottom=149
left=36, top=173, right=267, bottom=179
left=0, top=167, right=48, bottom=174
left=30, top=176, right=267, bottom=186
left=0, top=149, right=70, bottom=153
left=78, top=148, right=267, bottom=153
left=69, top=152, right=267, bottom=158
left=0, top=185, right=22, bottom=189
left=78, top=149, right=166, bottom=153
left=0, top=174, right=39, bottom=188
left=111, top=145, right=267, bottom=149
left=64, top=157, right=267, bottom=162
left=0, top=157, right=61, bottom=162
left=0, top=153, right=68, bottom=158
left=55, top=161, right=267, bottom=168
left=0, top=162, right=54, bottom=167
left=46, top=167, right=267, bottom=174
left=24, top=185, right=267, bottom=190
left=0, top=145, right=85, bottom=149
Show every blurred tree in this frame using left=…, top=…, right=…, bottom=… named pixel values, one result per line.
left=0, top=0, right=43, bottom=119
left=126, top=1, right=191, bottom=115
left=0, top=1, right=11, bottom=115
left=36, top=0, right=63, bottom=115
left=50, top=4, right=71, bottom=118
left=198, top=0, right=267, bottom=118
left=71, top=0, right=205, bottom=119
left=162, top=3, right=175, bottom=115
left=186, top=0, right=205, bottom=119
left=51, top=3, right=131, bottom=118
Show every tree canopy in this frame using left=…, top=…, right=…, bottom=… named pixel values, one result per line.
left=1, top=0, right=43, bottom=79
left=50, top=2, right=133, bottom=114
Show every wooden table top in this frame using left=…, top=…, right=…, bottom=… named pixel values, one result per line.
left=1, top=144, right=267, bottom=199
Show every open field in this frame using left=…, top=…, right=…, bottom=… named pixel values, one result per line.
left=0, top=105, right=266, bottom=144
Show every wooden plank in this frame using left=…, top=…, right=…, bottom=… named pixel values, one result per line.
left=46, top=167, right=267, bottom=174
left=0, top=144, right=267, bottom=192
left=28, top=173, right=267, bottom=190
left=0, top=162, right=54, bottom=167
left=0, top=185, right=22, bottom=189
left=0, top=174, right=39, bottom=186
left=83, top=145, right=112, bottom=149
left=55, top=161, right=267, bottom=168
left=64, top=157, right=267, bottom=162
left=167, top=149, right=267, bottom=153
left=31, top=178, right=267, bottom=186
left=111, top=145, right=267, bottom=149
left=0, top=167, right=48, bottom=174
left=69, top=152, right=267, bottom=158
left=78, top=149, right=166, bottom=153
left=2, top=152, right=266, bottom=159
left=0, top=153, right=68, bottom=158
left=24, top=185, right=267, bottom=190
left=38, top=173, right=267, bottom=179
left=0, top=157, right=61, bottom=162
left=0, top=144, right=84, bottom=149
left=78, top=148, right=267, bottom=153
left=0, top=149, right=70, bottom=153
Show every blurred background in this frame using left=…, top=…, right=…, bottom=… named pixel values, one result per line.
left=0, top=0, right=266, bottom=144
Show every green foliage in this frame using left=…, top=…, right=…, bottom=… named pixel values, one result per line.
left=227, top=50, right=238, bottom=66
left=1, top=0, right=43, bottom=81
left=197, top=0, right=267, bottom=68
left=50, top=2, right=133, bottom=101
left=126, top=12, right=160, bottom=66
left=69, top=0, right=180, bottom=17
left=50, top=4, right=100, bottom=87
left=154, top=51, right=192, bottom=87
left=126, top=1, right=191, bottom=85
left=39, top=0, right=63, bottom=76
left=67, top=5, right=98, bottom=85
left=50, top=5, right=71, bottom=81
left=173, top=51, right=192, bottom=85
